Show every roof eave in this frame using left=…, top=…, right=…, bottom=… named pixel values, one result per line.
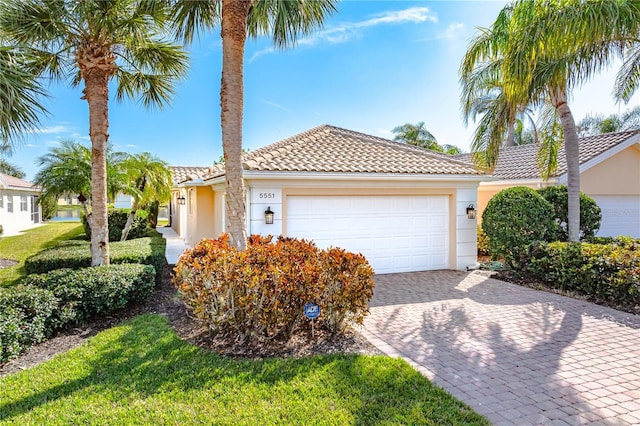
left=241, top=170, right=489, bottom=182
left=557, top=133, right=640, bottom=185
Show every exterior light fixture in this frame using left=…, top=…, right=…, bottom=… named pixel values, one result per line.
left=264, top=206, right=275, bottom=224
left=177, top=195, right=186, bottom=205
left=466, top=204, right=476, bottom=219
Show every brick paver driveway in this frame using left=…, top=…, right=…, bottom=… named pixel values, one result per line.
left=360, top=271, right=640, bottom=425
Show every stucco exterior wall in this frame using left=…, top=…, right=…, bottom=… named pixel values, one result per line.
left=186, top=186, right=216, bottom=245
left=581, top=146, right=640, bottom=196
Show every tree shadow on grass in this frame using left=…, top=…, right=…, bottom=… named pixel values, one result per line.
left=0, top=314, right=488, bottom=424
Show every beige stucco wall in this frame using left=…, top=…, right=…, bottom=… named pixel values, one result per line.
left=186, top=186, right=216, bottom=245
left=580, top=146, right=640, bottom=196
left=212, top=189, right=224, bottom=238
left=170, top=190, right=182, bottom=235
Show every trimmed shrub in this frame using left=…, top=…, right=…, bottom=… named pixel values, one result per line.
left=0, top=286, right=58, bottom=363
left=82, top=208, right=148, bottom=242
left=24, top=233, right=166, bottom=285
left=537, top=185, right=602, bottom=240
left=173, top=235, right=375, bottom=343
left=21, top=264, right=155, bottom=327
left=525, top=241, right=640, bottom=305
left=482, top=186, right=559, bottom=268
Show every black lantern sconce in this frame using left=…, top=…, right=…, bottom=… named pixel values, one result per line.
left=177, top=195, right=186, bottom=205
left=466, top=204, right=476, bottom=220
left=264, top=206, right=275, bottom=224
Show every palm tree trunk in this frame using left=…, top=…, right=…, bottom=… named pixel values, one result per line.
left=120, top=198, right=140, bottom=241
left=551, top=86, right=581, bottom=242
left=83, top=70, right=112, bottom=265
left=506, top=120, right=516, bottom=147
left=221, top=0, right=250, bottom=250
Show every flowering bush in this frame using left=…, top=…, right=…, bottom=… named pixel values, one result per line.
left=173, top=235, right=375, bottom=344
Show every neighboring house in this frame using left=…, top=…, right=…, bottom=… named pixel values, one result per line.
left=460, top=130, right=640, bottom=238
left=57, top=195, right=81, bottom=206
left=113, top=193, right=133, bottom=209
left=171, top=125, right=485, bottom=274
left=0, top=172, right=42, bottom=235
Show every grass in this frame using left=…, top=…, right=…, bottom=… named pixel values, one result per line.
left=0, top=222, right=85, bottom=286
left=0, top=315, right=488, bottom=425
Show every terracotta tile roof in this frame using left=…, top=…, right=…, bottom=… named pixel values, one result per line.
left=197, top=125, right=482, bottom=182
left=169, top=166, right=212, bottom=186
left=0, top=172, right=37, bottom=190
left=454, top=130, right=639, bottom=180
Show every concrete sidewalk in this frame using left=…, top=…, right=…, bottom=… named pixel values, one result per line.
left=360, top=270, right=640, bottom=425
left=156, top=227, right=190, bottom=264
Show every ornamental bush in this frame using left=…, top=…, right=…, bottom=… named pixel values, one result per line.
left=24, top=232, right=166, bottom=285
left=21, top=264, right=155, bottom=328
left=482, top=186, right=559, bottom=268
left=477, top=226, right=491, bottom=257
left=82, top=208, right=148, bottom=242
left=173, top=234, right=375, bottom=344
left=537, top=185, right=602, bottom=240
left=0, top=286, right=58, bottom=363
left=525, top=241, right=640, bottom=306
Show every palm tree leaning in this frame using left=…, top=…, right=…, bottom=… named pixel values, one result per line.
left=173, top=0, right=337, bottom=250
left=119, top=152, right=171, bottom=241
left=461, top=0, right=640, bottom=242
left=34, top=140, right=128, bottom=221
left=0, top=0, right=187, bottom=265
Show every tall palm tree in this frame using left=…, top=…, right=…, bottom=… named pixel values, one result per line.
left=0, top=0, right=188, bottom=265
left=173, top=0, right=337, bottom=250
left=392, top=122, right=439, bottom=150
left=119, top=152, right=171, bottom=241
left=34, top=140, right=127, bottom=220
left=461, top=0, right=640, bottom=242
left=0, top=44, right=47, bottom=145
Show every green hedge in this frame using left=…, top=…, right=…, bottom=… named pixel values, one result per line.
left=1, top=264, right=156, bottom=364
left=24, top=232, right=166, bottom=285
left=525, top=241, right=640, bottom=306
left=22, top=264, right=155, bottom=328
left=0, top=286, right=58, bottom=363
left=82, top=208, right=148, bottom=242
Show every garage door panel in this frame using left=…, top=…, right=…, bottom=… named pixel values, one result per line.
left=591, top=195, right=640, bottom=238
left=286, top=195, right=449, bottom=274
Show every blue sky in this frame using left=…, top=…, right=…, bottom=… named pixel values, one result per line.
left=8, top=0, right=640, bottom=181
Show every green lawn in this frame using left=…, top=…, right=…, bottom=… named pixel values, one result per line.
left=0, top=315, right=488, bottom=425
left=0, top=222, right=85, bottom=286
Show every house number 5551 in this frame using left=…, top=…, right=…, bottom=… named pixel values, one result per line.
left=259, top=193, right=275, bottom=199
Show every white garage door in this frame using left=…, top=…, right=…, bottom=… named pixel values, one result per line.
left=592, top=195, right=640, bottom=238
left=286, top=195, right=449, bottom=274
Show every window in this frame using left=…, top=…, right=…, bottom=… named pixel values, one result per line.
left=20, top=195, right=28, bottom=212
left=7, top=195, right=13, bottom=213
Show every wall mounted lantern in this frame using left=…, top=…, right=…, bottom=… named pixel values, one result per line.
left=466, top=204, right=476, bottom=220
left=177, top=195, right=186, bottom=205
left=264, top=206, right=275, bottom=224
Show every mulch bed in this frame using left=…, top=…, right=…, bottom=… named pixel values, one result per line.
left=0, top=264, right=380, bottom=378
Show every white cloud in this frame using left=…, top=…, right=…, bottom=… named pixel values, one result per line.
left=260, top=99, right=290, bottom=112
left=30, top=124, right=71, bottom=134
left=250, top=7, right=437, bottom=62
left=443, top=22, right=465, bottom=40
left=126, top=144, right=137, bottom=148
left=25, top=143, right=38, bottom=148
left=45, top=140, right=61, bottom=147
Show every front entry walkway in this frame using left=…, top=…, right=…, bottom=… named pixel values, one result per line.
left=360, top=271, right=640, bottom=425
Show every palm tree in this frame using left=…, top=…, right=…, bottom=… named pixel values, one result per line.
left=392, top=122, right=439, bottom=150
left=173, top=0, right=337, bottom=250
left=119, top=152, right=171, bottom=241
left=461, top=0, right=640, bottom=242
left=578, top=106, right=640, bottom=136
left=0, top=44, right=47, bottom=145
left=0, top=0, right=188, bottom=265
left=33, top=140, right=127, bottom=220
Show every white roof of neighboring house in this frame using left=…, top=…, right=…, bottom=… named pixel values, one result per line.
left=0, top=172, right=39, bottom=191
left=176, top=125, right=484, bottom=185
left=455, top=130, right=640, bottom=180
